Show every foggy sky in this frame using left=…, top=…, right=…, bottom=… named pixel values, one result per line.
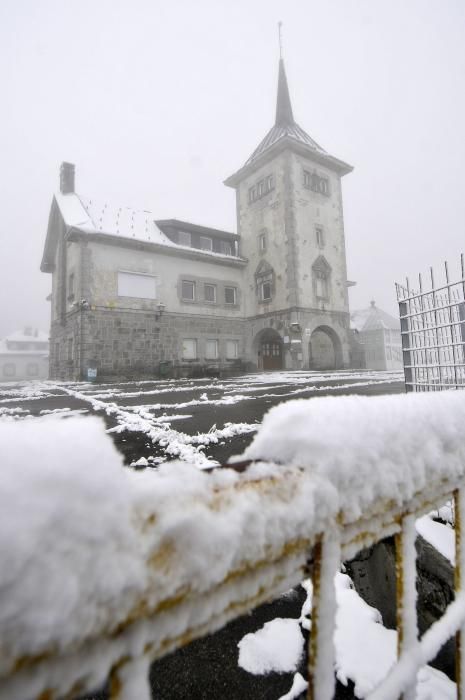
left=1, top=0, right=464, bottom=338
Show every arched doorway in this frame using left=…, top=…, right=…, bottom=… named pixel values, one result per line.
left=309, top=326, right=343, bottom=370
left=255, top=328, right=283, bottom=371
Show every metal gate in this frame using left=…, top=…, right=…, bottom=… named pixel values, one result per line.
left=396, top=254, right=465, bottom=392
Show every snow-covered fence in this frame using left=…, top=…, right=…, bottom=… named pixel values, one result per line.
left=2, top=391, right=465, bottom=699
left=397, top=254, right=465, bottom=392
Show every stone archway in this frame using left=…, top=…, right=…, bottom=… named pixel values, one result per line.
left=254, top=328, right=284, bottom=371
left=309, top=326, right=343, bottom=370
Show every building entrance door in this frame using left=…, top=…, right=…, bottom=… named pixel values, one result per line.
left=260, top=339, right=283, bottom=370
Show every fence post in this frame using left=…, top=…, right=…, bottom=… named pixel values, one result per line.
left=395, top=514, right=418, bottom=700
left=455, top=489, right=465, bottom=699
left=308, top=534, right=341, bottom=700
left=399, top=300, right=413, bottom=392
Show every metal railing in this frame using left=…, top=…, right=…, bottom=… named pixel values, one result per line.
left=396, top=254, right=465, bottom=392
left=3, top=396, right=465, bottom=699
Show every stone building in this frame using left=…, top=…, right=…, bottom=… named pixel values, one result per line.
left=0, top=328, right=49, bottom=381
left=351, top=301, right=402, bottom=371
left=41, top=58, right=354, bottom=381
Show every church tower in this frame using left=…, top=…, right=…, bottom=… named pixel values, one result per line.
left=225, top=56, right=353, bottom=371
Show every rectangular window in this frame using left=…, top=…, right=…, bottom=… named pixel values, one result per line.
left=181, top=280, right=195, bottom=301
left=316, top=227, right=325, bottom=248
left=178, top=231, right=191, bottom=247
left=118, top=271, right=157, bottom=299
left=200, top=236, right=212, bottom=251
left=205, top=339, right=219, bottom=359
left=315, top=273, right=328, bottom=299
left=204, top=284, right=217, bottom=303
left=259, top=232, right=267, bottom=252
left=248, top=173, right=275, bottom=204
left=182, top=338, right=197, bottom=360
left=220, top=240, right=232, bottom=255
left=226, top=339, right=239, bottom=359
left=224, top=286, right=237, bottom=305
left=3, top=363, right=15, bottom=377
left=261, top=281, right=272, bottom=301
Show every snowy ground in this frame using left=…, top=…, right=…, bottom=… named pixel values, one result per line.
left=0, top=369, right=404, bottom=468
left=1, top=370, right=460, bottom=699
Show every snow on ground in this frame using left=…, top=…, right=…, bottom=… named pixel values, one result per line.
left=238, top=618, right=305, bottom=674
left=416, top=514, right=455, bottom=565
left=0, top=370, right=404, bottom=467
left=239, top=572, right=455, bottom=699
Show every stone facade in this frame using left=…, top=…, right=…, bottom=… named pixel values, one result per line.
left=43, top=58, right=355, bottom=381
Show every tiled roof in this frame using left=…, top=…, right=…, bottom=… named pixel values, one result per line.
left=351, top=303, right=401, bottom=332
left=244, top=122, right=327, bottom=167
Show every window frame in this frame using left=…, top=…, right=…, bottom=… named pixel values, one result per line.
left=199, top=236, right=213, bottom=251
left=2, top=362, right=15, bottom=378
left=224, top=286, right=237, bottom=305
left=204, top=283, right=217, bottom=304
left=181, top=279, right=196, bottom=302
left=205, top=339, right=219, bottom=360
left=117, top=270, right=157, bottom=300
left=182, top=338, right=197, bottom=360
left=178, top=231, right=192, bottom=247
left=226, top=339, right=239, bottom=360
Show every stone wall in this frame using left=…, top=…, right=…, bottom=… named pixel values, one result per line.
left=50, top=308, right=247, bottom=381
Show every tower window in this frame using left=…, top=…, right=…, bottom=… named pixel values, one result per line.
left=261, top=280, right=272, bottom=301
left=303, top=170, right=330, bottom=197
left=248, top=173, right=275, bottom=203
left=259, top=231, right=267, bottom=252
left=316, top=227, right=325, bottom=248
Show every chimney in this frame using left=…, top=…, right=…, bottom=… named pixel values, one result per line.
left=60, top=162, right=75, bottom=194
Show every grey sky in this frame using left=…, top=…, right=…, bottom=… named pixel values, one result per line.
left=1, top=0, right=464, bottom=338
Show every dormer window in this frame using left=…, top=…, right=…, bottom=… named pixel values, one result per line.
left=248, top=174, right=275, bottom=203
left=178, top=231, right=191, bottom=247
left=200, top=236, right=212, bottom=251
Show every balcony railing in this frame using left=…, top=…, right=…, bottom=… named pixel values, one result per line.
left=2, top=390, right=465, bottom=699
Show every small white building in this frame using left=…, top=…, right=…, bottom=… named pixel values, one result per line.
left=351, top=302, right=402, bottom=371
left=0, top=328, right=49, bottom=381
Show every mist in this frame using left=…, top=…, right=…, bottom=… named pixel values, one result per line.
left=1, top=0, right=464, bottom=338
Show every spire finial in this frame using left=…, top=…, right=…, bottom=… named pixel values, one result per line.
left=278, top=21, right=283, bottom=59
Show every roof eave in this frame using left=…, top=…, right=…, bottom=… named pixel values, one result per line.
left=67, top=228, right=248, bottom=266
left=224, top=137, right=353, bottom=188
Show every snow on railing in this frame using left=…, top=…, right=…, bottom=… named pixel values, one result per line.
left=2, top=391, right=465, bottom=699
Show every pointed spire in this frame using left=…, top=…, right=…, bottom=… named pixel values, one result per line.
left=275, top=58, right=294, bottom=127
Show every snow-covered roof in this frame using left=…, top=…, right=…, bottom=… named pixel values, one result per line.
left=48, top=193, right=244, bottom=267
left=54, top=192, right=173, bottom=246
left=351, top=302, right=400, bottom=332
left=5, top=329, right=49, bottom=344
